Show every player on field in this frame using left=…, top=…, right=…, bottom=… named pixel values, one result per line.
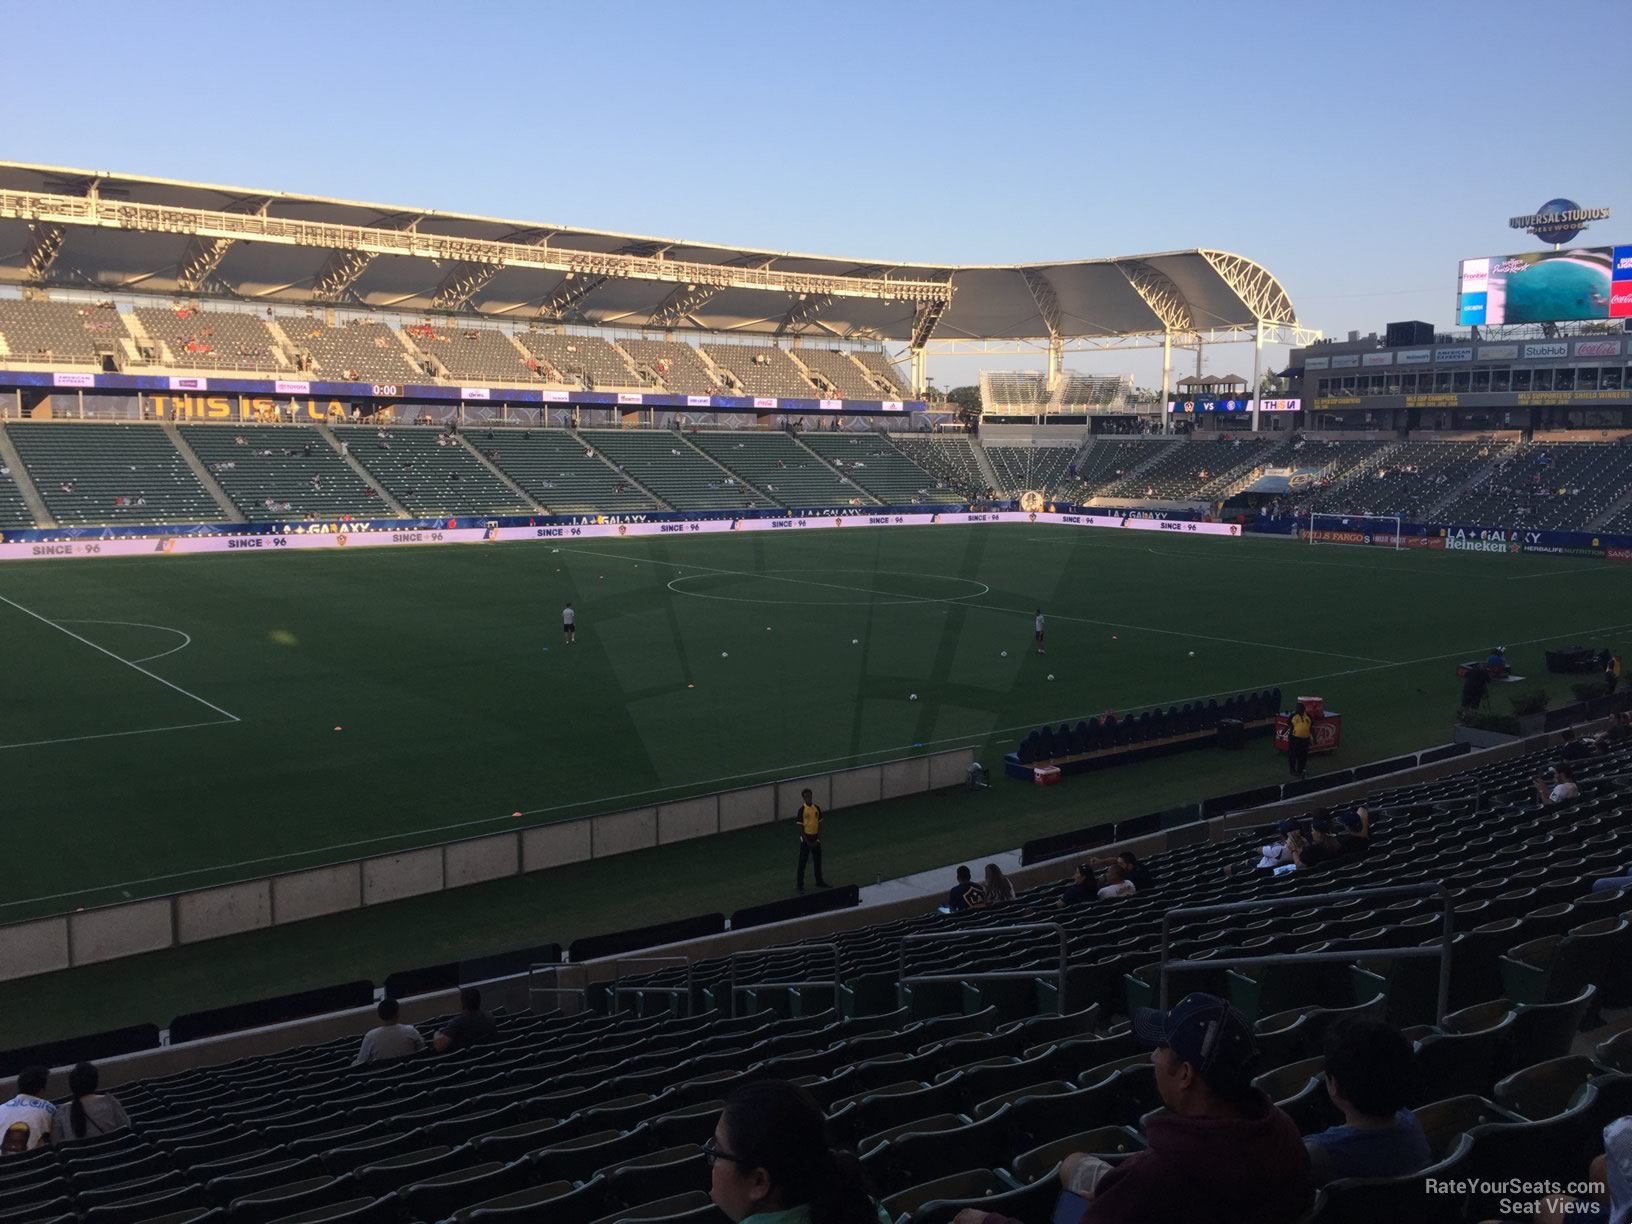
left=1034, top=609, right=1046, bottom=655
left=562, top=603, right=576, bottom=645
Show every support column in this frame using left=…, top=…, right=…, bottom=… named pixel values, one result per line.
left=910, top=348, right=927, bottom=396
left=1250, top=319, right=1265, bottom=432
left=1047, top=338, right=1063, bottom=383
left=1160, top=331, right=1173, bottom=435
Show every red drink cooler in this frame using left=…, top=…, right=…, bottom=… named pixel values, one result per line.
left=1275, top=709, right=1342, bottom=754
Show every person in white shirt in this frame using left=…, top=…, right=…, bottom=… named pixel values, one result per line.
left=1, top=1067, right=57, bottom=1153
left=562, top=603, right=576, bottom=645
left=1034, top=609, right=1046, bottom=655
left=353, top=998, right=426, bottom=1065
left=51, top=1063, right=129, bottom=1144
left=1535, top=764, right=1580, bottom=806
left=1097, top=863, right=1137, bottom=900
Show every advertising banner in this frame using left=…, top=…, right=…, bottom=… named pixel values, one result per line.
left=51, top=372, right=96, bottom=388
left=1522, top=342, right=1570, bottom=359
left=1303, top=356, right=1330, bottom=370
left=0, top=510, right=1241, bottom=563
left=1436, top=346, right=1473, bottom=363
left=1575, top=339, right=1623, bottom=357
left=1361, top=352, right=1394, bottom=366
left=1397, top=350, right=1433, bottom=365
left=274, top=380, right=311, bottom=395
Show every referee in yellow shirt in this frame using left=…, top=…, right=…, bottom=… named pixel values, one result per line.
left=795, top=788, right=830, bottom=891
left=1287, top=702, right=1313, bottom=780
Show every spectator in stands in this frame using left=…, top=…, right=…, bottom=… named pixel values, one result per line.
left=1271, top=831, right=1310, bottom=876
left=1059, top=863, right=1096, bottom=906
left=946, top=865, right=984, bottom=912
left=962, top=993, right=1310, bottom=1224
left=353, top=997, right=426, bottom=1065
left=979, top=863, right=1014, bottom=905
left=1608, top=652, right=1623, bottom=696
left=1560, top=728, right=1596, bottom=761
left=1534, top=764, right=1580, bottom=805
left=1294, top=817, right=1343, bottom=871
left=1303, top=1018, right=1430, bottom=1184
left=1089, top=851, right=1153, bottom=891
left=49, top=1062, right=129, bottom=1145
left=1336, top=807, right=1372, bottom=847
left=1529, top=1118, right=1632, bottom=1224
left=0, top=1067, right=57, bottom=1153
left=432, top=986, right=498, bottom=1053
left=1227, top=818, right=1299, bottom=875
left=707, top=1080, right=883, bottom=1224
left=1097, top=863, right=1137, bottom=899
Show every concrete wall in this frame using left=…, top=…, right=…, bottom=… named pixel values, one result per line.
left=176, top=881, right=271, bottom=945
left=0, top=746, right=978, bottom=981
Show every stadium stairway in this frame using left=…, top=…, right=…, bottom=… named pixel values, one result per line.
left=316, top=425, right=408, bottom=516
left=164, top=422, right=247, bottom=523
left=454, top=435, right=543, bottom=512
left=564, top=429, right=672, bottom=510
left=0, top=424, right=52, bottom=526
left=689, top=430, right=862, bottom=510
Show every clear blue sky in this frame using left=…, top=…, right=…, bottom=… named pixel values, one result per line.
left=7, top=0, right=1629, bottom=387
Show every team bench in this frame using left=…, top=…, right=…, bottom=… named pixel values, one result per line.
left=1004, top=688, right=1282, bottom=781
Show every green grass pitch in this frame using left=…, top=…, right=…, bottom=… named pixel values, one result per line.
left=3, top=525, right=1629, bottom=1048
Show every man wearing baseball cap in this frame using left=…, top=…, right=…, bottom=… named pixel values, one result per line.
left=959, top=992, right=1311, bottom=1224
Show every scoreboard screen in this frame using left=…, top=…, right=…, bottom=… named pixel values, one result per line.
left=1457, top=246, right=1620, bottom=325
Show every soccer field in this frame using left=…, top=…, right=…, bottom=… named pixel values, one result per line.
left=5, top=525, right=1630, bottom=924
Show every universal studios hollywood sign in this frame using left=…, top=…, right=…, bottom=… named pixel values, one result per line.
left=1509, top=198, right=1611, bottom=246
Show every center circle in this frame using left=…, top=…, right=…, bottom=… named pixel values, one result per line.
left=667, top=568, right=990, bottom=607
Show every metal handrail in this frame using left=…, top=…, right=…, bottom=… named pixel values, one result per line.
left=728, top=943, right=841, bottom=1018
left=1157, top=882, right=1454, bottom=1021
left=609, top=955, right=695, bottom=1018
left=527, top=961, right=588, bottom=1013
left=899, top=923, right=1069, bottom=1013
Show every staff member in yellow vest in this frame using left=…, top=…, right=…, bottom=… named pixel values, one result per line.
left=1607, top=652, right=1623, bottom=696
left=795, top=788, right=830, bottom=892
left=1287, top=702, right=1313, bottom=781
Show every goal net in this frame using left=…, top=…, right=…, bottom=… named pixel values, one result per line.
left=1306, top=511, right=1404, bottom=550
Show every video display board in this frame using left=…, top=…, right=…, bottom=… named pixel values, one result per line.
left=1457, top=246, right=1621, bottom=325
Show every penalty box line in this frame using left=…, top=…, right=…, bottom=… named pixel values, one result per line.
left=0, top=591, right=241, bottom=727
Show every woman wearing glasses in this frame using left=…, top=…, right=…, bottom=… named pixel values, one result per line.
left=706, top=1080, right=888, bottom=1224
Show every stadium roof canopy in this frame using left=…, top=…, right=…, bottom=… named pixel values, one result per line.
left=0, top=162, right=1303, bottom=351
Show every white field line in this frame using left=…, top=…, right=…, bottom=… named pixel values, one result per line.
left=59, top=619, right=194, bottom=664
left=0, top=718, right=235, bottom=752
left=0, top=594, right=238, bottom=723
left=561, top=543, right=1393, bottom=665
